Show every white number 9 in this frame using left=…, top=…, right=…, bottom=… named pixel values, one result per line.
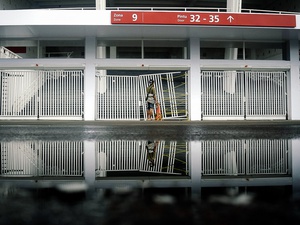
left=132, top=14, right=138, bottom=21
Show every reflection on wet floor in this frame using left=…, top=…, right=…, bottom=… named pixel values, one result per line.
left=0, top=129, right=299, bottom=224
left=0, top=139, right=289, bottom=179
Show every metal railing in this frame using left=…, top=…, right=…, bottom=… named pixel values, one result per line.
left=0, top=70, right=84, bottom=119
left=36, top=7, right=299, bottom=14
left=201, top=70, right=287, bottom=120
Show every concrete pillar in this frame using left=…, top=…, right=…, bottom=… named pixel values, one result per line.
left=226, top=0, right=242, bottom=12
left=84, top=37, right=96, bottom=121
left=190, top=141, right=202, bottom=199
left=189, top=38, right=201, bottom=121
left=96, top=0, right=106, bottom=10
left=287, top=39, right=300, bottom=120
left=225, top=0, right=241, bottom=59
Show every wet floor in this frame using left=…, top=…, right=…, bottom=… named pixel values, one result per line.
left=1, top=120, right=300, bottom=141
left=1, top=120, right=300, bottom=224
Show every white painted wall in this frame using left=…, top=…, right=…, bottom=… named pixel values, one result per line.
left=0, top=10, right=111, bottom=26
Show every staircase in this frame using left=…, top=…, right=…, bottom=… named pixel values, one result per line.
left=0, top=46, right=22, bottom=59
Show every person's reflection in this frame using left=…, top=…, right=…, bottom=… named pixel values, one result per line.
left=146, top=140, right=159, bottom=167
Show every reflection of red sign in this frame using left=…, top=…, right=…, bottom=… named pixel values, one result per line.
left=111, top=11, right=296, bottom=27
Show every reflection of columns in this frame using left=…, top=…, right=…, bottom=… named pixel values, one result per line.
left=292, top=139, right=300, bottom=198
left=84, top=141, right=96, bottom=187
left=190, top=141, right=201, bottom=199
left=97, top=151, right=107, bottom=177
left=224, top=150, right=238, bottom=175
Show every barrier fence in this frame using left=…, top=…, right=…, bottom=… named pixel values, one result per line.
left=0, top=70, right=84, bottom=119
left=201, top=71, right=287, bottom=120
left=0, top=69, right=287, bottom=120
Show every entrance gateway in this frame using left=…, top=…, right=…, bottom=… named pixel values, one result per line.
left=95, top=70, right=188, bottom=120
left=0, top=69, right=287, bottom=121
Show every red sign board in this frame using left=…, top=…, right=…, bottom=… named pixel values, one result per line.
left=111, top=11, right=296, bottom=27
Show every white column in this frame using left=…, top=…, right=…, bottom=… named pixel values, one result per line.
left=288, top=39, right=300, bottom=120
left=96, top=0, right=106, bottom=10
left=189, top=38, right=201, bottom=121
left=84, top=37, right=96, bottom=120
left=226, top=0, right=241, bottom=12
left=225, top=0, right=241, bottom=60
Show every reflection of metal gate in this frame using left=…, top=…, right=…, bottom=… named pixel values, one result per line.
left=201, top=139, right=288, bottom=176
left=0, top=70, right=84, bottom=119
left=1, top=141, right=84, bottom=177
left=95, top=140, right=188, bottom=176
left=96, top=71, right=187, bottom=120
left=201, top=71, right=287, bottom=120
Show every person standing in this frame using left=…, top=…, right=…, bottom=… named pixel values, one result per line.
left=146, top=79, right=157, bottom=121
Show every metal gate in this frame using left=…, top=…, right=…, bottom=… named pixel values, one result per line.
left=0, top=70, right=84, bottom=119
left=95, top=71, right=188, bottom=120
left=96, top=73, right=140, bottom=120
left=1, top=70, right=40, bottom=118
left=245, top=71, right=287, bottom=119
left=201, top=71, right=287, bottom=120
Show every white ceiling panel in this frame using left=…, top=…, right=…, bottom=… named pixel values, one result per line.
left=0, top=24, right=292, bottom=41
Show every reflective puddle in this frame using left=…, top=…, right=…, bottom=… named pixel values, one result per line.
left=0, top=125, right=300, bottom=224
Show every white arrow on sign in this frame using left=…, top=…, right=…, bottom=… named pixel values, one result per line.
left=227, top=16, right=234, bottom=23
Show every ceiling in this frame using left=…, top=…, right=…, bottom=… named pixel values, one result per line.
left=25, top=0, right=296, bottom=12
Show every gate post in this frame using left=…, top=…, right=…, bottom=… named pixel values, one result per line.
left=84, top=37, right=96, bottom=120
left=189, top=38, right=202, bottom=120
